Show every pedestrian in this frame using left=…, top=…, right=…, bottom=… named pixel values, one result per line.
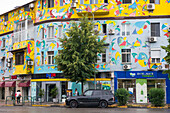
left=15, top=90, right=21, bottom=104
left=74, top=88, right=79, bottom=96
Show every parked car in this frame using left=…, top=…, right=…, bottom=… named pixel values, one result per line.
left=65, top=89, right=115, bottom=108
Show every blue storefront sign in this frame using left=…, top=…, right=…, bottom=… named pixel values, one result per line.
left=114, top=71, right=170, bottom=104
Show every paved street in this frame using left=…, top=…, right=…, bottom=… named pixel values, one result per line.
left=0, top=107, right=169, bottom=113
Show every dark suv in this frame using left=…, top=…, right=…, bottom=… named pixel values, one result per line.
left=66, top=90, right=115, bottom=108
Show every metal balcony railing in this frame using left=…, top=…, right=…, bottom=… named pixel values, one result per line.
left=13, top=27, right=34, bottom=43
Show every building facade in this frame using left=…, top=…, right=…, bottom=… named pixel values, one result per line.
left=0, top=0, right=170, bottom=103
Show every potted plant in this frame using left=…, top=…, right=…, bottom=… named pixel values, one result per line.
left=38, top=89, right=44, bottom=102
left=50, top=86, right=58, bottom=103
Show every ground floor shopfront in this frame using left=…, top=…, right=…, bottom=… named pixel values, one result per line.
left=31, top=78, right=112, bottom=103
left=0, top=75, right=31, bottom=100
left=114, top=71, right=170, bottom=104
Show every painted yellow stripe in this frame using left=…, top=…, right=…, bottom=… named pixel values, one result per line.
left=32, top=105, right=51, bottom=107
left=31, top=78, right=111, bottom=82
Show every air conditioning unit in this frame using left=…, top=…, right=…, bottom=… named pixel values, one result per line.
left=7, top=63, right=11, bottom=68
left=75, top=0, right=78, bottom=3
left=111, top=73, right=114, bottom=78
left=108, top=29, right=115, bottom=35
left=71, top=3, right=76, bottom=8
left=123, top=64, right=131, bottom=70
left=168, top=27, right=170, bottom=32
left=27, top=61, right=33, bottom=66
left=147, top=4, right=155, bottom=11
left=158, top=64, right=169, bottom=70
left=7, top=58, right=11, bottom=63
left=29, top=3, right=34, bottom=9
left=4, top=22, right=7, bottom=26
left=149, top=37, right=157, bottom=43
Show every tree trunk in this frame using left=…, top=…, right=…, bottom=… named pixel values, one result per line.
left=81, top=81, right=83, bottom=94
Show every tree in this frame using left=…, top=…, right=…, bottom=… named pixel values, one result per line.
left=115, top=88, right=129, bottom=106
left=55, top=15, right=105, bottom=92
left=161, top=38, right=170, bottom=78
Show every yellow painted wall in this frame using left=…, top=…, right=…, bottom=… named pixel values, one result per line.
left=13, top=40, right=34, bottom=75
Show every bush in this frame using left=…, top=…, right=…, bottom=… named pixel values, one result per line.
left=38, top=89, right=44, bottom=98
left=50, top=86, right=58, bottom=98
left=115, top=88, right=129, bottom=106
left=149, top=88, right=165, bottom=107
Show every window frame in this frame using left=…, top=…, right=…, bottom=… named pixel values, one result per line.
left=47, top=26, right=54, bottom=39
left=150, top=0, right=160, bottom=4
left=2, top=39, right=5, bottom=48
left=2, top=57, right=5, bottom=68
left=48, top=0, right=54, bottom=8
left=80, top=0, right=84, bottom=4
left=122, top=0, right=132, bottom=4
left=151, top=23, right=160, bottom=37
left=121, top=49, right=131, bottom=64
left=151, top=48, right=161, bottom=63
left=15, top=51, right=25, bottom=65
left=102, top=24, right=107, bottom=35
left=102, top=49, right=106, bottom=63
left=10, top=58, right=13, bottom=69
left=47, top=51, right=54, bottom=65
left=58, top=25, right=62, bottom=38
left=121, top=23, right=130, bottom=36
left=4, top=14, right=8, bottom=22
left=41, top=51, right=44, bottom=65
left=60, top=0, right=64, bottom=6
left=42, top=0, right=45, bottom=9
left=41, top=28, right=44, bottom=40
left=90, top=0, right=98, bottom=4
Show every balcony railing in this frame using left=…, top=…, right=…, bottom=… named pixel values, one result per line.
left=13, top=27, right=34, bottom=43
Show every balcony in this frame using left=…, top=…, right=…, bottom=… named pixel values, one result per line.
left=13, top=27, right=34, bottom=43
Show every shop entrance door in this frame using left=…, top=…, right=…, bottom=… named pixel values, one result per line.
left=46, top=84, right=56, bottom=102
left=22, top=87, right=29, bottom=99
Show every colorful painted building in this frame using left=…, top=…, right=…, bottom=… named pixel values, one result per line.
left=0, top=0, right=170, bottom=103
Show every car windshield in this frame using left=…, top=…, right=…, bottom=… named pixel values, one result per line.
left=83, top=90, right=93, bottom=96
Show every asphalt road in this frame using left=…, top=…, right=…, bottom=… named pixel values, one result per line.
left=0, top=107, right=170, bottom=113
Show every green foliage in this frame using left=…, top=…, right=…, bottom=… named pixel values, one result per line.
left=115, top=88, right=129, bottom=106
left=50, top=86, right=58, bottom=98
left=55, top=15, right=105, bottom=84
left=149, top=88, right=165, bottom=107
left=161, top=38, right=170, bottom=78
left=38, top=89, right=44, bottom=98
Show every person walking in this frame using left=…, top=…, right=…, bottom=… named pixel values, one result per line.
left=15, top=90, right=21, bottom=104
left=74, top=88, right=79, bottom=96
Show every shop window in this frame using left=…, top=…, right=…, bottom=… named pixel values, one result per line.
left=47, top=51, right=54, bottom=65
left=150, top=0, right=160, bottom=4
left=24, top=4, right=30, bottom=11
left=15, top=52, right=24, bottom=65
left=104, top=0, right=108, bottom=3
left=41, top=28, right=44, bottom=40
left=58, top=25, right=62, bottom=38
left=102, top=24, right=107, bottom=35
left=90, top=0, right=98, bottom=4
left=60, top=0, right=63, bottom=6
left=151, top=48, right=160, bottom=63
left=151, top=23, right=160, bottom=37
left=41, top=51, right=44, bottom=65
left=4, top=14, right=8, bottom=22
left=47, top=26, right=54, bottom=39
left=122, top=49, right=131, bottom=63
left=122, top=0, right=132, bottom=4
left=42, top=0, right=45, bottom=9
left=2, top=39, right=5, bottom=48
left=80, top=0, right=84, bottom=4
left=102, top=50, right=106, bottom=63
left=122, top=23, right=130, bottom=36
left=48, top=0, right=54, bottom=8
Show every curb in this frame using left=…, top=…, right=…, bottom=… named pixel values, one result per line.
left=4, top=104, right=14, bottom=106
left=32, top=105, right=51, bottom=107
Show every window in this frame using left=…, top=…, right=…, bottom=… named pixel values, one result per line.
left=102, top=50, right=106, bottom=62
left=41, top=28, right=44, bottom=39
left=60, top=0, right=63, bottom=6
left=104, top=0, right=108, bottom=3
left=58, top=25, right=62, bottom=38
left=48, top=0, right=54, bottom=8
left=24, top=4, right=30, bottom=11
left=41, top=51, right=44, bottom=65
left=151, top=49, right=160, bottom=63
left=122, top=49, right=131, bottom=63
left=10, top=58, right=13, bottom=69
left=47, top=51, right=54, bottom=65
left=42, top=0, right=45, bottom=9
left=80, top=0, right=84, bottom=4
left=122, top=23, right=130, bottom=36
left=4, top=14, right=8, bottom=22
left=2, top=57, right=5, bottom=68
left=151, top=23, right=160, bottom=37
left=84, top=90, right=93, bottom=96
left=15, top=52, right=24, bottom=65
left=93, top=91, right=102, bottom=96
left=2, top=39, right=5, bottom=48
left=47, top=26, right=54, bottom=38
left=90, top=0, right=98, bottom=4
left=150, top=0, right=160, bottom=4
left=122, top=0, right=132, bottom=4
left=102, top=24, right=107, bottom=35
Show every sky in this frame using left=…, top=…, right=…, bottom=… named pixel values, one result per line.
left=0, top=0, right=34, bottom=15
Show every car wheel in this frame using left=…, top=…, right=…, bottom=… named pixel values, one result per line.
left=70, top=100, right=78, bottom=108
left=99, top=101, right=108, bottom=108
